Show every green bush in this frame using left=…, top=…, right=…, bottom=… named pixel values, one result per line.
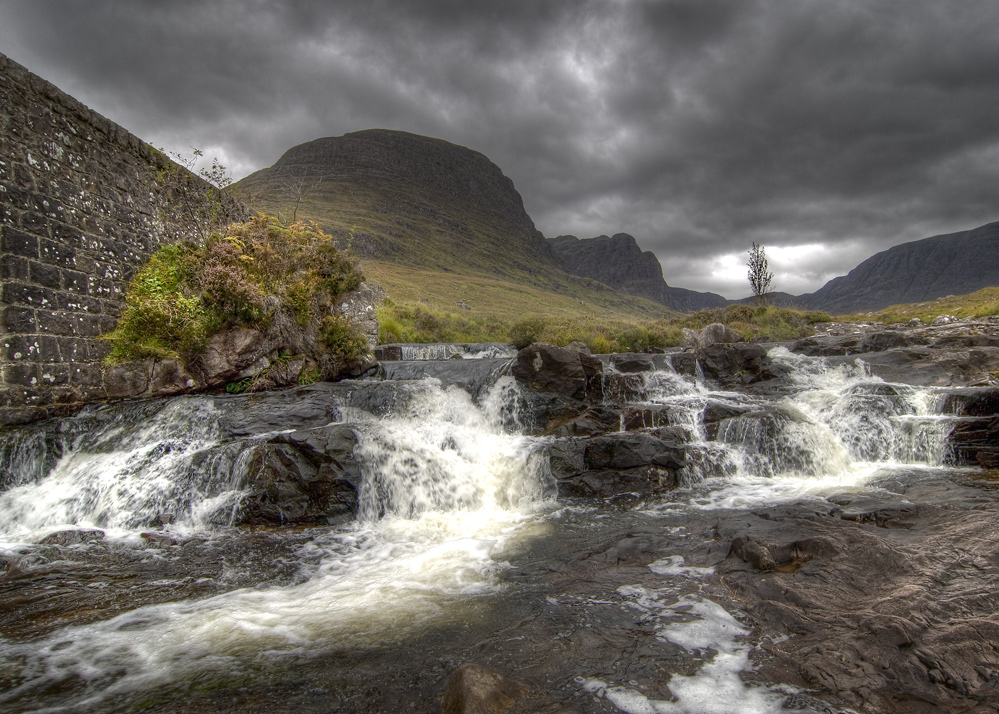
left=104, top=215, right=367, bottom=372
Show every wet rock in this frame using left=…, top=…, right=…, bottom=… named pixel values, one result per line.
left=610, top=352, right=655, bottom=373
left=729, top=537, right=776, bottom=572
left=39, top=529, right=105, bottom=546
left=558, top=466, right=681, bottom=499
left=441, top=663, right=531, bottom=714
left=512, top=343, right=603, bottom=402
left=141, top=532, right=178, bottom=548
left=237, top=425, right=362, bottom=525
left=701, top=400, right=755, bottom=440
left=192, top=328, right=272, bottom=388
left=544, top=432, right=685, bottom=498
left=695, top=342, right=779, bottom=386
left=621, top=405, right=679, bottom=431
left=827, top=346, right=999, bottom=387
left=547, top=405, right=621, bottom=437
left=150, top=513, right=175, bottom=528
left=584, top=432, right=685, bottom=471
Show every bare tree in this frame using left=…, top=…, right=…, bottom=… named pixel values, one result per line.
left=281, top=170, right=324, bottom=222
left=747, top=242, right=774, bottom=304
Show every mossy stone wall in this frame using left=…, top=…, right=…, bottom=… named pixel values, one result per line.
left=0, top=52, right=246, bottom=424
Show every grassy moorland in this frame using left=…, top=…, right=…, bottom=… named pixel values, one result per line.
left=378, top=301, right=832, bottom=352
left=837, top=287, right=999, bottom=325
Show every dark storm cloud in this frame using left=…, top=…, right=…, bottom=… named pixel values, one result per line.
left=2, top=0, right=998, bottom=298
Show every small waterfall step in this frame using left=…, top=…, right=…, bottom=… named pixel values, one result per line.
left=375, top=342, right=516, bottom=361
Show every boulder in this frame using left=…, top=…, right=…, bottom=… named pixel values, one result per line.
left=511, top=343, right=603, bottom=401
left=544, top=432, right=686, bottom=498
left=237, top=425, right=362, bottom=525
left=695, top=342, right=779, bottom=386
left=441, top=663, right=531, bottom=714
left=610, top=352, right=655, bottom=373
left=684, top=322, right=745, bottom=349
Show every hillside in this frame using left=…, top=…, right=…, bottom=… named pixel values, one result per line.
left=548, top=233, right=729, bottom=312
left=804, top=221, right=999, bottom=314
left=234, top=130, right=675, bottom=321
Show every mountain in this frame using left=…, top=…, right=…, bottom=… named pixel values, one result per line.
left=804, top=221, right=999, bottom=314
left=234, top=130, right=675, bottom=321
left=548, top=233, right=729, bottom=312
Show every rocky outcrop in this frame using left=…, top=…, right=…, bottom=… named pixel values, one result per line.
left=791, top=317, right=999, bottom=387
left=548, top=233, right=729, bottom=312
left=238, top=425, right=363, bottom=526
left=801, top=220, right=999, bottom=314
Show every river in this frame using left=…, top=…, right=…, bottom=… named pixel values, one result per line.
left=0, top=346, right=989, bottom=713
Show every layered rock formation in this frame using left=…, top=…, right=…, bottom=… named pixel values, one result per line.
left=803, top=221, right=999, bottom=314
left=548, top=233, right=729, bottom=312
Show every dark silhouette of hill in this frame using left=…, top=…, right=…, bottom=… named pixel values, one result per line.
left=804, top=221, right=999, bottom=314
left=548, top=233, right=728, bottom=312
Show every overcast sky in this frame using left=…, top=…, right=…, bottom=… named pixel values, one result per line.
left=2, top=1, right=998, bottom=299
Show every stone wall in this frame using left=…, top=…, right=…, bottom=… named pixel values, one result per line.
left=0, top=52, right=246, bottom=425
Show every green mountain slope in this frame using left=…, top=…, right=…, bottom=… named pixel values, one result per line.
left=234, top=130, right=675, bottom=321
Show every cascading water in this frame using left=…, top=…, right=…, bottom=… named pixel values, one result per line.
left=0, top=377, right=554, bottom=712
left=0, top=347, right=975, bottom=713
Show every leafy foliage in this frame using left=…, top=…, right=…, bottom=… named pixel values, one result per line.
left=104, top=215, right=366, bottom=371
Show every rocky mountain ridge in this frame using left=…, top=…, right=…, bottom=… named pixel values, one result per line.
left=800, top=220, right=999, bottom=314
left=548, top=233, right=728, bottom=312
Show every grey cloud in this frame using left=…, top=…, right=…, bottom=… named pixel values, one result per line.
left=2, top=0, right=998, bottom=298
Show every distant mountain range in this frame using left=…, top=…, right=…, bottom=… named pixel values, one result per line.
left=235, top=129, right=999, bottom=317
left=797, top=221, right=999, bottom=313
left=547, top=233, right=728, bottom=312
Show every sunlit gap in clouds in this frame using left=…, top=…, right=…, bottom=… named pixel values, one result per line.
left=703, top=243, right=848, bottom=299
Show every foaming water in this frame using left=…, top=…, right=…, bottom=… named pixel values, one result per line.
left=579, top=591, right=804, bottom=714
left=0, top=379, right=553, bottom=712
left=0, top=399, right=238, bottom=544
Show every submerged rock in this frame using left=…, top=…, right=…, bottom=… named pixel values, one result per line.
left=441, top=663, right=531, bottom=714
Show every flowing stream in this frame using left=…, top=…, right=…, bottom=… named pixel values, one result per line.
left=0, top=348, right=972, bottom=713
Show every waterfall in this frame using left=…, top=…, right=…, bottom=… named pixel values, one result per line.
left=0, top=377, right=554, bottom=713
left=0, top=346, right=974, bottom=713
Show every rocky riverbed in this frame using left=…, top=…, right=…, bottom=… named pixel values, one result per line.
left=0, top=318, right=998, bottom=713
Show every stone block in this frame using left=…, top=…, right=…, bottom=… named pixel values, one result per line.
left=74, top=313, right=102, bottom=337
left=1, top=334, right=61, bottom=362
left=0, top=254, right=29, bottom=280
left=0, top=182, right=34, bottom=210
left=2, top=306, right=35, bottom=332
left=61, top=268, right=90, bottom=294
left=2, top=362, right=38, bottom=387
left=38, top=363, right=71, bottom=386
left=1, top=226, right=38, bottom=257
left=33, top=309, right=76, bottom=336
left=38, top=237, right=76, bottom=267
left=18, top=210, right=50, bottom=234
left=2, top=282, right=63, bottom=311
left=29, top=260, right=62, bottom=288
